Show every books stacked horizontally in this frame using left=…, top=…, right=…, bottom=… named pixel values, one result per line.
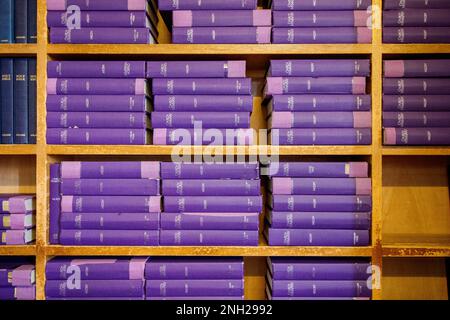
left=148, top=60, right=255, bottom=145
left=0, top=195, right=35, bottom=245
left=49, top=161, right=161, bottom=246
left=271, top=0, right=372, bottom=44
left=159, top=0, right=271, bottom=44
left=47, top=0, right=158, bottom=44
left=264, top=59, right=372, bottom=145
left=384, top=0, right=450, bottom=43
left=1, top=58, right=37, bottom=144
left=46, top=61, right=151, bottom=145
left=0, top=0, right=37, bottom=43
left=45, top=257, right=148, bottom=300
left=383, top=59, right=450, bottom=145
left=266, top=258, right=372, bottom=300
left=0, top=258, right=35, bottom=300
left=145, top=257, right=244, bottom=300
left=264, top=161, right=371, bottom=246
left=160, top=162, right=262, bottom=246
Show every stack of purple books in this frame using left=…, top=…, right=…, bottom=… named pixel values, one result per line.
left=159, top=0, right=271, bottom=44
left=266, top=257, right=372, bottom=300
left=160, top=162, right=262, bottom=246
left=264, top=161, right=371, bottom=246
left=383, top=0, right=450, bottom=43
left=265, top=59, right=372, bottom=145
left=46, top=61, right=151, bottom=145
left=0, top=195, right=36, bottom=245
left=271, top=0, right=372, bottom=43
left=148, top=60, right=255, bottom=145
left=47, top=0, right=158, bottom=44
left=45, top=257, right=148, bottom=300
left=50, top=161, right=161, bottom=246
left=0, top=258, right=36, bottom=300
left=383, top=59, right=450, bottom=145
left=145, top=257, right=244, bottom=300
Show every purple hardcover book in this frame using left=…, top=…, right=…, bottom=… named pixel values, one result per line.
left=59, top=230, right=159, bottom=246
left=269, top=60, right=370, bottom=77
left=152, top=78, right=251, bottom=95
left=46, top=128, right=150, bottom=145
left=49, top=27, right=155, bottom=44
left=384, top=60, right=450, bottom=78
left=45, top=280, right=145, bottom=298
left=61, top=179, right=160, bottom=196
left=161, top=212, right=259, bottom=230
left=61, top=195, right=161, bottom=213
left=0, top=214, right=35, bottom=230
left=269, top=95, right=371, bottom=112
left=146, top=61, right=246, bottom=78
left=173, top=10, right=271, bottom=27
left=47, top=0, right=150, bottom=10
left=0, top=286, right=35, bottom=300
left=272, top=0, right=371, bottom=10
left=47, top=78, right=147, bottom=95
left=46, top=95, right=149, bottom=112
left=271, top=178, right=372, bottom=195
left=0, top=195, right=35, bottom=214
left=47, top=61, right=146, bottom=78
left=383, top=78, right=450, bottom=95
left=383, top=95, right=450, bottom=111
left=270, top=128, right=372, bottom=145
left=268, top=211, right=371, bottom=229
left=47, top=297, right=144, bottom=300
left=162, top=179, right=260, bottom=196
left=60, top=212, right=160, bottom=230
left=154, top=95, right=253, bottom=112
left=151, top=112, right=250, bottom=128
left=47, top=112, right=149, bottom=129
left=45, top=257, right=147, bottom=280
left=384, top=0, right=450, bottom=9
left=60, top=161, right=160, bottom=179
left=383, top=9, right=450, bottom=27
left=269, top=195, right=372, bottom=212
left=0, top=264, right=35, bottom=286
left=383, top=127, right=450, bottom=145
left=269, top=112, right=372, bottom=129
left=146, top=279, right=244, bottom=297
left=49, top=164, right=61, bottom=244
left=153, top=128, right=255, bottom=145
left=269, top=280, right=371, bottom=297
left=146, top=296, right=243, bottom=300
left=172, top=27, right=271, bottom=44
left=163, top=196, right=262, bottom=213
left=158, top=0, right=257, bottom=10
left=1, top=229, right=35, bottom=245
left=159, top=230, right=259, bottom=246
left=383, top=112, right=450, bottom=127
left=383, top=27, right=450, bottom=43
left=273, top=11, right=370, bottom=27
left=47, top=11, right=150, bottom=27
left=272, top=27, right=372, bottom=44
left=267, top=162, right=369, bottom=178
left=161, top=162, right=259, bottom=179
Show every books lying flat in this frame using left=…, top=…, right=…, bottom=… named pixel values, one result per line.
left=161, top=162, right=259, bottom=179
left=383, top=95, right=450, bottom=111
left=47, top=61, right=147, bottom=78
left=384, top=0, right=450, bottom=9
left=269, top=111, right=372, bottom=129
left=384, top=9, right=450, bottom=27
left=162, top=179, right=260, bottom=196
left=47, top=128, right=150, bottom=145
left=61, top=179, right=160, bottom=196
left=272, top=27, right=372, bottom=44
left=384, top=60, right=450, bottom=78
left=146, top=280, right=244, bottom=297
left=0, top=286, right=35, bottom=300
left=269, top=59, right=371, bottom=77
left=172, top=27, right=271, bottom=44
left=47, top=112, right=150, bottom=129
left=47, top=0, right=152, bottom=10
left=383, top=112, right=450, bottom=127
left=60, top=161, right=160, bottom=179
left=146, top=296, right=243, bottom=300
left=173, top=10, right=271, bottom=27
left=153, top=95, right=253, bottom=112
left=46, top=95, right=151, bottom=112
left=1, top=229, right=35, bottom=245
left=161, top=212, right=260, bottom=230
left=269, top=195, right=372, bottom=212
left=270, top=128, right=372, bottom=145
left=47, top=78, right=148, bottom=95
left=0, top=195, right=35, bottom=213
left=272, top=0, right=372, bottom=10
left=383, top=27, right=450, bottom=43
left=59, top=230, right=159, bottom=245
left=0, top=264, right=35, bottom=286
left=160, top=230, right=259, bottom=246
left=61, top=195, right=161, bottom=213
left=45, top=280, right=145, bottom=298
left=49, top=27, right=156, bottom=44
left=153, top=128, right=255, bottom=145
left=273, top=11, right=371, bottom=27
left=163, top=196, right=263, bottom=213
left=383, top=127, right=450, bottom=145
left=147, top=61, right=246, bottom=78
left=60, top=212, right=160, bottom=230
left=384, top=78, right=450, bottom=94
left=152, top=78, right=252, bottom=95
left=151, top=112, right=250, bottom=128
left=47, top=11, right=153, bottom=28
left=0, top=214, right=35, bottom=230
left=270, top=177, right=372, bottom=195
left=267, top=162, right=369, bottom=178
left=268, top=95, right=371, bottom=112
left=158, top=0, right=257, bottom=10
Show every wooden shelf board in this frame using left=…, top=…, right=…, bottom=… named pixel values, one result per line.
left=0, top=245, right=37, bottom=255
left=382, top=147, right=450, bottom=156
left=0, top=44, right=38, bottom=55
left=383, top=244, right=450, bottom=257
left=382, top=44, right=450, bottom=54
left=0, top=145, right=37, bottom=155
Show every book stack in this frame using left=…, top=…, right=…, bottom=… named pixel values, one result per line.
left=1, top=58, right=37, bottom=144
left=266, top=257, right=372, bottom=300
left=50, top=161, right=161, bottom=246
left=0, top=0, right=37, bottom=44
left=45, top=257, right=148, bottom=300
left=145, top=257, right=245, bottom=300
left=46, top=61, right=151, bottom=145
left=0, top=195, right=36, bottom=245
left=264, top=59, right=372, bottom=145
left=271, top=0, right=372, bottom=44
left=47, top=0, right=158, bottom=44
left=159, top=0, right=271, bottom=44
left=383, top=59, right=450, bottom=145
left=384, top=0, right=450, bottom=43
left=0, top=258, right=35, bottom=300
left=160, top=162, right=262, bottom=246
left=264, top=161, right=371, bottom=246
left=148, top=60, right=255, bottom=145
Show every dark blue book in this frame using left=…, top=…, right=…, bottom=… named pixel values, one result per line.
left=1, top=58, right=14, bottom=144
left=0, top=0, right=14, bottom=43
left=27, top=58, right=36, bottom=144
left=14, top=0, right=28, bottom=43
left=27, top=0, right=37, bottom=43
left=13, top=58, right=28, bottom=144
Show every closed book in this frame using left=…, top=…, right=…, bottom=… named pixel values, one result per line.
left=151, top=112, right=250, bottom=128
left=47, top=297, right=143, bottom=300
left=27, top=0, right=37, bottom=43
left=271, top=177, right=371, bottom=195
left=161, top=212, right=260, bottom=230
left=13, top=58, right=28, bottom=144
left=147, top=61, right=246, bottom=78
left=161, top=162, right=259, bottom=179
left=146, top=280, right=244, bottom=297
left=61, top=195, right=161, bottom=213
left=384, top=9, right=450, bottom=27
left=267, top=162, right=369, bottom=178
left=270, top=128, right=372, bottom=145
left=383, top=112, right=450, bottom=127
left=272, top=27, right=372, bottom=44
left=61, top=179, right=160, bottom=195
left=14, top=0, right=27, bottom=43
left=0, top=286, right=35, bottom=300
left=269, top=95, right=371, bottom=112
left=145, top=257, right=243, bottom=280
left=147, top=296, right=243, bottom=300
left=152, top=78, right=251, bottom=95
left=49, top=27, right=155, bottom=44
left=47, top=128, right=150, bottom=145
left=384, top=0, right=450, bottom=9
left=269, top=60, right=370, bottom=77
left=383, top=27, right=450, bottom=43
left=158, top=0, right=257, bottom=10
left=273, top=11, right=370, bottom=27
left=46, top=112, right=150, bottom=129
left=60, top=161, right=160, bottom=179
left=46, top=95, right=150, bottom=112
left=154, top=95, right=253, bottom=112
left=45, top=280, right=145, bottom=298
left=384, top=78, right=450, bottom=95
left=60, top=212, right=160, bottom=230
left=48, top=61, right=146, bottom=78
left=162, top=179, right=260, bottom=196
left=47, top=78, right=148, bottom=95
left=172, top=27, right=271, bottom=44
left=269, top=195, right=372, bottom=212
left=164, top=196, right=262, bottom=213
left=269, top=112, right=371, bottom=129
left=153, top=128, right=255, bottom=145
left=173, top=10, right=271, bottom=27
left=272, top=0, right=371, bottom=10
left=47, top=11, right=151, bottom=28
left=0, top=264, right=35, bottom=286
left=49, top=164, right=61, bottom=244
left=383, top=95, right=450, bottom=111
left=1, top=58, right=14, bottom=144
left=1, top=229, right=35, bottom=245
left=159, top=230, right=258, bottom=246
left=384, top=59, right=450, bottom=77
left=59, top=229, right=159, bottom=246
left=27, top=58, right=36, bottom=143
left=0, top=213, right=35, bottom=230
left=0, top=195, right=35, bottom=213
left=383, top=127, right=450, bottom=145
left=47, top=0, right=150, bottom=10
left=0, top=0, right=14, bottom=43
left=46, top=257, right=147, bottom=280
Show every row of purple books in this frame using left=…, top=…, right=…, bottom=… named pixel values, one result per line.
left=45, top=257, right=244, bottom=300
left=266, top=258, right=372, bottom=300
left=0, top=195, right=36, bottom=245
left=264, top=59, right=372, bottom=145
left=0, top=258, right=35, bottom=300
left=383, top=59, right=450, bottom=145
left=47, top=0, right=159, bottom=44
left=264, top=162, right=371, bottom=246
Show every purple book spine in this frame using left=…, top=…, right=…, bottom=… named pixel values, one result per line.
left=383, top=78, right=450, bottom=94
left=270, top=195, right=372, bottom=212
left=158, top=0, right=257, bottom=10
left=160, top=230, right=259, bottom=246
left=383, top=95, right=450, bottom=111
left=46, top=128, right=149, bottom=145
left=164, top=196, right=262, bottom=213
left=146, top=280, right=244, bottom=297
left=45, top=280, right=144, bottom=298
left=383, top=112, right=450, bottom=127
left=270, top=280, right=371, bottom=297
left=61, top=195, right=161, bottom=213
left=265, top=77, right=366, bottom=95
left=267, top=228, right=370, bottom=246
left=60, top=161, right=160, bottom=179
left=47, top=0, right=149, bottom=10
left=47, top=61, right=146, bottom=78
left=269, top=60, right=370, bottom=77
left=61, top=179, right=160, bottom=196
left=173, top=10, right=271, bottom=27
left=46, top=95, right=148, bottom=112
left=151, top=112, right=250, bottom=129
left=271, top=128, right=372, bottom=145
left=161, top=212, right=259, bottom=230
left=273, top=11, right=370, bottom=27
left=384, top=60, right=450, bottom=77
left=272, top=0, right=371, bottom=10
left=384, top=0, right=450, bottom=9
left=383, top=127, right=450, bottom=145
left=272, top=27, right=372, bottom=44
left=160, top=162, right=259, bottom=179
left=269, top=211, right=371, bottom=229
left=154, top=95, right=253, bottom=112
left=146, top=296, right=243, bottom=300
left=60, top=212, right=159, bottom=230
left=0, top=286, right=36, bottom=300
left=383, top=9, right=450, bottom=27
left=47, top=112, right=149, bottom=129
left=49, top=27, right=153, bottom=44
left=49, top=164, right=61, bottom=244
left=269, top=111, right=371, bottom=129
left=47, top=11, right=149, bottom=28
left=162, top=179, right=260, bottom=196
left=267, top=162, right=369, bottom=178
left=59, top=229, right=159, bottom=246
left=47, top=78, right=147, bottom=95
left=152, top=78, right=251, bottom=95
left=172, top=27, right=271, bottom=44
left=146, top=61, right=246, bottom=78
left=271, top=178, right=372, bottom=195
left=383, top=27, right=450, bottom=43
left=153, top=128, right=254, bottom=145
left=270, top=95, right=371, bottom=112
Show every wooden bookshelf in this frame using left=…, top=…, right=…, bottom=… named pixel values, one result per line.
left=0, top=0, right=449, bottom=301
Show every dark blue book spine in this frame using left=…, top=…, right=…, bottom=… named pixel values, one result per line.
left=27, top=58, right=36, bottom=144
left=14, top=0, right=28, bottom=43
left=0, top=0, right=14, bottom=43
left=1, top=59, right=14, bottom=144
left=13, top=58, right=28, bottom=144
left=27, top=0, right=36, bottom=43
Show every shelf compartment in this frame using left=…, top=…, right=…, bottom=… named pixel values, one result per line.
left=0, top=155, right=36, bottom=194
